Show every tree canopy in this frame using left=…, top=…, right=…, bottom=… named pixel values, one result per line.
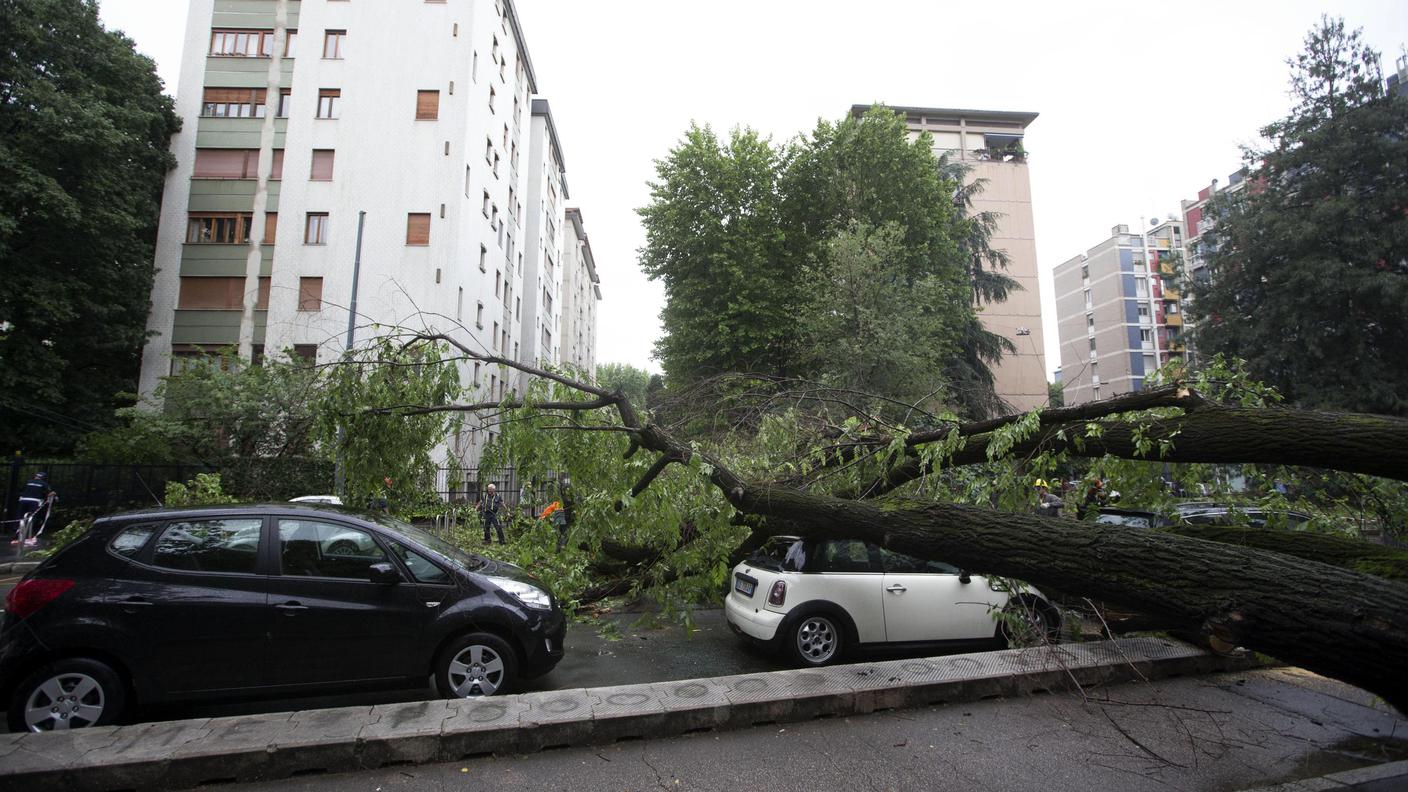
left=638, top=107, right=1019, bottom=420
left=1189, top=16, right=1408, bottom=416
left=0, top=0, right=180, bottom=453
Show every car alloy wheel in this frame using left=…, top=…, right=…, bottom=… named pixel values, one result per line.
left=795, top=615, right=839, bottom=664
left=447, top=643, right=507, bottom=697
left=9, top=657, right=127, bottom=734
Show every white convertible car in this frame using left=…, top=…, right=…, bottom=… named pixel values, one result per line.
left=725, top=537, right=1060, bottom=666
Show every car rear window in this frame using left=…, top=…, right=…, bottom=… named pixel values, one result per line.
left=748, top=537, right=807, bottom=572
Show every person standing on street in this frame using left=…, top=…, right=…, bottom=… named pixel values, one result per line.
left=477, top=484, right=506, bottom=545
left=15, top=472, right=57, bottom=545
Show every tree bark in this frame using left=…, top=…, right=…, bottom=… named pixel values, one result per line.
left=862, top=402, right=1408, bottom=496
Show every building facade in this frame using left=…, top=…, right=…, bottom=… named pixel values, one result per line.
left=857, top=105, right=1049, bottom=413
left=559, top=208, right=601, bottom=377
left=137, top=0, right=598, bottom=462
left=1053, top=220, right=1186, bottom=405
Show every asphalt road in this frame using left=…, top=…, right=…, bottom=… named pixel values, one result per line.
left=172, top=667, right=1408, bottom=792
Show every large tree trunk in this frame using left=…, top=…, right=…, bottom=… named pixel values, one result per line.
left=727, top=486, right=1408, bottom=714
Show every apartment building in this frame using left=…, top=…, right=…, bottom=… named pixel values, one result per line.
left=1053, top=220, right=1187, bottom=405
left=137, top=0, right=596, bottom=461
left=856, top=105, right=1048, bottom=413
left=559, top=208, right=602, bottom=377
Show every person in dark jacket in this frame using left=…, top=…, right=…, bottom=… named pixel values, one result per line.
left=15, top=472, right=56, bottom=544
left=477, top=484, right=506, bottom=544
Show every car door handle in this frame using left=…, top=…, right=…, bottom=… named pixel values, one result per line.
left=885, top=584, right=907, bottom=593
left=275, top=601, right=309, bottom=614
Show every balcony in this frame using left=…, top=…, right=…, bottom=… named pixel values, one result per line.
left=1164, top=314, right=1183, bottom=327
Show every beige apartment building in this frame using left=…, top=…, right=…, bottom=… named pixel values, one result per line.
left=855, top=105, right=1048, bottom=413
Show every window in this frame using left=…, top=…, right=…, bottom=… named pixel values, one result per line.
left=543, top=291, right=553, bottom=316
left=491, top=205, right=499, bottom=231
left=263, top=212, right=277, bottom=244
left=284, top=29, right=297, bottom=57
left=501, top=329, right=508, bottom=355
left=479, top=244, right=487, bottom=272
left=293, top=344, right=317, bottom=364
left=269, top=148, right=284, bottom=179
left=488, top=86, right=496, bottom=112
left=879, top=547, right=959, bottom=575
left=1086, top=313, right=1095, bottom=332
left=192, top=148, right=259, bottom=179
left=456, top=287, right=464, bottom=321
left=178, top=276, right=269, bottom=310
left=473, top=362, right=481, bottom=386
left=277, top=88, right=291, bottom=118
left=310, top=149, right=335, bottom=180
left=201, top=87, right=267, bottom=118
left=389, top=542, right=450, bottom=585
left=277, top=519, right=390, bottom=579
left=472, top=50, right=478, bottom=81
left=514, top=296, right=520, bottom=320
left=485, top=138, right=493, bottom=164
left=305, top=212, right=329, bottom=244
left=492, top=152, right=500, bottom=178
left=152, top=518, right=262, bottom=574
left=492, top=322, right=500, bottom=349
left=1138, top=303, right=1151, bottom=321
left=482, top=190, right=490, bottom=217
left=1140, top=328, right=1152, bottom=345
left=815, top=540, right=880, bottom=573
left=209, top=29, right=274, bottom=57
left=406, top=213, right=431, bottom=245
left=464, top=165, right=471, bottom=197
left=541, top=326, right=551, bottom=351
left=109, top=525, right=156, bottom=558
left=316, top=89, right=340, bottom=119
left=416, top=90, right=440, bottom=120
left=1143, top=353, right=1157, bottom=372
left=322, top=29, right=346, bottom=59
left=186, top=212, right=253, bottom=244
left=298, top=277, right=323, bottom=311
left=495, top=270, right=501, bottom=299
left=475, top=302, right=484, bottom=329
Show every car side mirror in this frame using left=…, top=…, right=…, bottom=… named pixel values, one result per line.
left=958, top=570, right=972, bottom=584
left=368, top=562, right=400, bottom=585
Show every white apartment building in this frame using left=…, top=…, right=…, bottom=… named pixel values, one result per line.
left=137, top=0, right=596, bottom=462
left=559, top=208, right=602, bottom=378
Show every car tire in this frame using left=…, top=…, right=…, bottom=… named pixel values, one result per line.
left=1000, top=597, right=1061, bottom=648
left=786, top=613, right=844, bottom=667
left=7, top=657, right=127, bottom=733
left=434, top=632, right=518, bottom=698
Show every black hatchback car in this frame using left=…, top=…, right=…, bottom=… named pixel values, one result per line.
left=0, top=504, right=566, bottom=732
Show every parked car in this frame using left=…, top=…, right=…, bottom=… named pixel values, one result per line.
left=724, top=537, right=1059, bottom=667
left=1093, top=508, right=1165, bottom=529
left=1171, top=502, right=1313, bottom=529
left=0, top=504, right=565, bottom=732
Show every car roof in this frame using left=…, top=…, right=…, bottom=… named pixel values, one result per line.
left=95, top=502, right=375, bottom=525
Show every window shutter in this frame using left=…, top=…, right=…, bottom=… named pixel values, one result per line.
left=256, top=276, right=271, bottom=310
left=298, top=277, right=324, bottom=311
left=193, top=149, right=256, bottom=178
left=416, top=90, right=440, bottom=120
left=310, top=149, right=335, bottom=180
left=179, top=277, right=242, bottom=309
left=406, top=213, right=431, bottom=245
left=263, top=212, right=278, bottom=244
left=269, top=149, right=284, bottom=180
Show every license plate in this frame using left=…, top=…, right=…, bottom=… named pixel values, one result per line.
left=734, top=575, right=755, bottom=597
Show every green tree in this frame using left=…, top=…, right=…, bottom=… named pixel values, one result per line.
left=594, top=362, right=652, bottom=409
left=0, top=0, right=180, bottom=453
left=638, top=125, right=802, bottom=384
left=1189, top=16, right=1407, bottom=415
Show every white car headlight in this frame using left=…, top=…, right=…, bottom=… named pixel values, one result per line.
left=487, top=576, right=552, bottom=610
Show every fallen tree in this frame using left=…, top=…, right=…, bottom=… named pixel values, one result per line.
left=366, top=335, right=1408, bottom=713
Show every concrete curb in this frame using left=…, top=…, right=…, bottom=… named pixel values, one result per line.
left=0, top=637, right=1250, bottom=792
left=1236, top=759, right=1408, bottom=791
left=0, top=561, right=40, bottom=575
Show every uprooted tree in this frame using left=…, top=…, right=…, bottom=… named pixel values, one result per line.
left=350, top=331, right=1408, bottom=714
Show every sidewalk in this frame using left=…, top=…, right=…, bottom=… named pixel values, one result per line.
left=0, top=637, right=1264, bottom=791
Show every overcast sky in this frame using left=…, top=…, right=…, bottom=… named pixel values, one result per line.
left=99, top=1, right=1408, bottom=377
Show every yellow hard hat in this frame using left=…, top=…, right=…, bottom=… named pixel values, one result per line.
left=1034, top=478, right=1049, bottom=488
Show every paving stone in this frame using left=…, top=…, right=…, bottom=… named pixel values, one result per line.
left=585, top=683, right=668, bottom=741
left=356, top=700, right=453, bottom=768
left=518, top=688, right=595, bottom=750
left=440, top=696, right=530, bottom=758
left=648, top=677, right=732, bottom=733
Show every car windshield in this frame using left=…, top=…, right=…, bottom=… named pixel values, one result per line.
left=748, top=536, right=807, bottom=572
left=364, top=514, right=487, bottom=572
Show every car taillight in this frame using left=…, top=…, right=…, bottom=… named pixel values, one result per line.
left=767, top=580, right=787, bottom=607
left=4, top=579, right=76, bottom=620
